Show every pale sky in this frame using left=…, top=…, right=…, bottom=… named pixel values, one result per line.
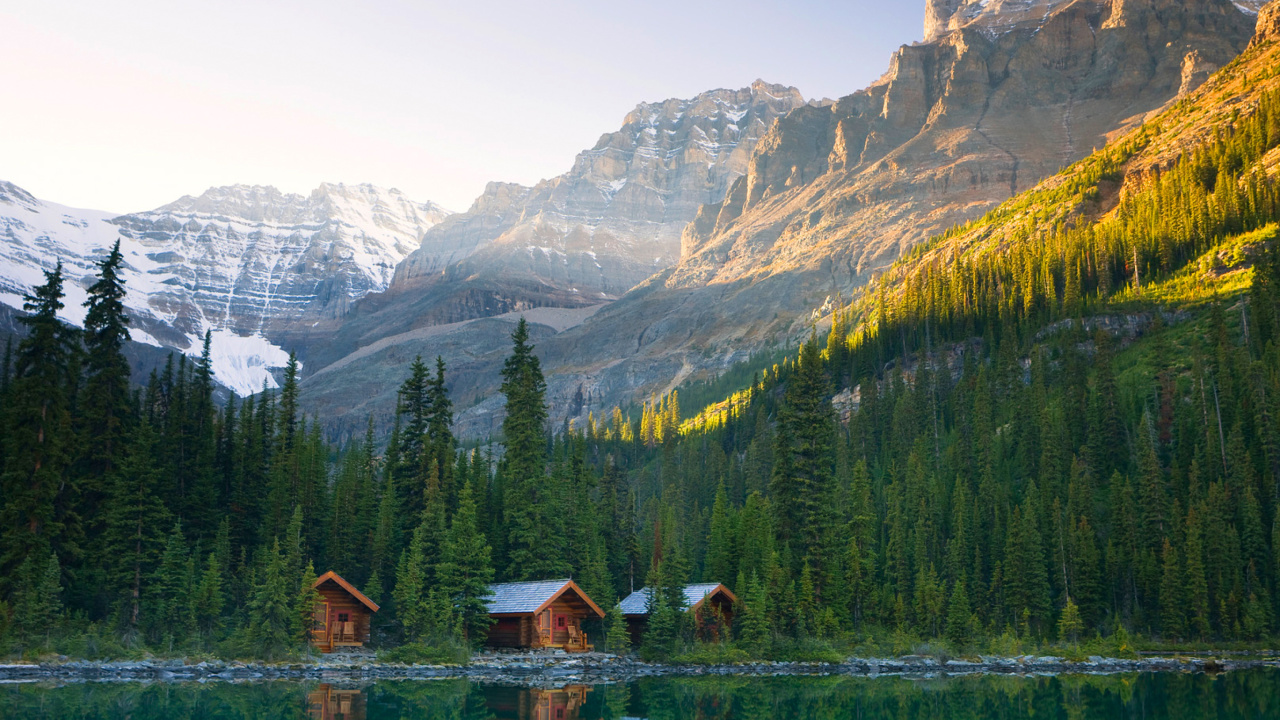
left=0, top=1, right=924, bottom=215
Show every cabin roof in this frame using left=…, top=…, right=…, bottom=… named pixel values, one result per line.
left=312, top=571, right=380, bottom=613
left=619, top=583, right=736, bottom=616
left=484, top=579, right=605, bottom=617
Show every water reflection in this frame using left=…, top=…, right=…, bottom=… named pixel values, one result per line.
left=0, top=669, right=1278, bottom=719
left=308, top=684, right=366, bottom=720
left=487, top=686, right=592, bottom=720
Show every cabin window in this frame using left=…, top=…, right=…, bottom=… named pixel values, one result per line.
left=338, top=612, right=350, bottom=623
left=556, top=709, right=565, bottom=719
left=557, top=616, right=566, bottom=628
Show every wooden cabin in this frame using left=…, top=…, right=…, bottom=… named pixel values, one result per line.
left=310, top=571, right=379, bottom=653
left=620, top=583, right=737, bottom=646
left=484, top=579, right=604, bottom=652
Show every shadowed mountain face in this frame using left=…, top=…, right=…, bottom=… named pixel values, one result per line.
left=300, top=0, right=1261, bottom=440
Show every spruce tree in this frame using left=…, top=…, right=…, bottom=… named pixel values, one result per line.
left=248, top=540, right=296, bottom=660
left=393, top=523, right=431, bottom=641
left=1058, top=597, right=1084, bottom=645
left=79, top=240, right=133, bottom=484
left=606, top=601, right=631, bottom=654
left=500, top=318, right=551, bottom=579
left=1160, top=538, right=1186, bottom=639
left=193, top=552, right=225, bottom=640
left=102, top=417, right=171, bottom=630
left=945, top=580, right=971, bottom=647
left=297, top=561, right=322, bottom=647
left=0, top=264, right=76, bottom=583
left=12, top=552, right=62, bottom=644
left=705, top=483, right=735, bottom=584
left=150, top=522, right=192, bottom=643
left=437, top=479, right=494, bottom=646
left=770, top=335, right=836, bottom=578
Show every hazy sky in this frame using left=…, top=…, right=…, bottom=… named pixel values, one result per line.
left=1, top=1, right=924, bottom=214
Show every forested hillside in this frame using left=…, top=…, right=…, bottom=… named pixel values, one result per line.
left=4, top=7, right=1280, bottom=663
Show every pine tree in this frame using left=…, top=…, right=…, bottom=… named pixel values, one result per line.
left=738, top=571, right=771, bottom=656
left=500, top=318, right=551, bottom=579
left=193, top=552, right=225, bottom=641
left=12, top=552, right=62, bottom=644
left=1058, top=597, right=1084, bottom=645
left=1003, top=500, right=1052, bottom=635
left=1184, top=507, right=1212, bottom=639
left=297, top=561, right=322, bottom=647
left=150, top=522, right=192, bottom=643
left=945, top=580, right=972, bottom=647
left=437, top=479, right=494, bottom=646
left=393, top=525, right=431, bottom=642
left=705, top=483, right=735, bottom=584
left=770, top=335, right=837, bottom=578
left=1159, top=538, right=1186, bottom=639
left=0, top=264, right=76, bottom=584
left=248, top=540, right=296, bottom=660
left=605, top=601, right=631, bottom=654
left=79, top=240, right=133, bottom=484
left=102, top=417, right=171, bottom=630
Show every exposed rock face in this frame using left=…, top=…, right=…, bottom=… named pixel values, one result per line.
left=484, top=0, right=1257, bottom=437
left=1252, top=0, right=1280, bottom=46
left=0, top=181, right=450, bottom=394
left=396, top=81, right=806, bottom=295
left=308, top=82, right=808, bottom=372
left=672, top=0, right=1254, bottom=291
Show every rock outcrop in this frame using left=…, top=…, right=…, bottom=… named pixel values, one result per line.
left=1252, top=0, right=1280, bottom=47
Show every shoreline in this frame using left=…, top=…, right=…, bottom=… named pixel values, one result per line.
left=2, top=653, right=1278, bottom=685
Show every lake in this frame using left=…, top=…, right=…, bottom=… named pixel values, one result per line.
left=3, top=669, right=1278, bottom=719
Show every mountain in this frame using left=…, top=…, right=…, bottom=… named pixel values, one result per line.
left=488, top=0, right=1262, bottom=436
left=299, top=82, right=808, bottom=434
left=0, top=181, right=450, bottom=395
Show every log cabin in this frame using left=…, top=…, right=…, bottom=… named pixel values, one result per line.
left=310, top=571, right=379, bottom=653
left=484, top=579, right=605, bottom=652
left=619, top=583, right=737, bottom=646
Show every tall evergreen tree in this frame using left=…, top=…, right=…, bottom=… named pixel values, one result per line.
left=500, top=318, right=552, bottom=579
left=437, top=479, right=494, bottom=645
left=79, top=240, right=132, bottom=484
left=0, top=264, right=77, bottom=584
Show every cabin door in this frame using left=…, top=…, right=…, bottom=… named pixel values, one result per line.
left=312, top=602, right=330, bottom=646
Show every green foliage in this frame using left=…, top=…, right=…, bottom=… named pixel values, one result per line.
left=247, top=540, right=296, bottom=660
left=436, top=479, right=494, bottom=646
left=377, top=639, right=471, bottom=665
left=606, top=602, right=631, bottom=654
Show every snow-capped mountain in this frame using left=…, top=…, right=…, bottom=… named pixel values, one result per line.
left=0, top=180, right=451, bottom=395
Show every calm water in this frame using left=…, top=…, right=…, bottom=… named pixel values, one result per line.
left=2, top=669, right=1278, bottom=719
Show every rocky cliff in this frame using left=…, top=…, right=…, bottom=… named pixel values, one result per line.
left=457, top=0, right=1260, bottom=438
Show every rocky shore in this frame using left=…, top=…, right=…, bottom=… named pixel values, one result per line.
left=1, top=652, right=1277, bottom=686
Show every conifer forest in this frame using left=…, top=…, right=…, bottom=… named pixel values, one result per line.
left=4, top=84, right=1280, bottom=666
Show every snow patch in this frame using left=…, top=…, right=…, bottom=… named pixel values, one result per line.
left=197, top=330, right=293, bottom=396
